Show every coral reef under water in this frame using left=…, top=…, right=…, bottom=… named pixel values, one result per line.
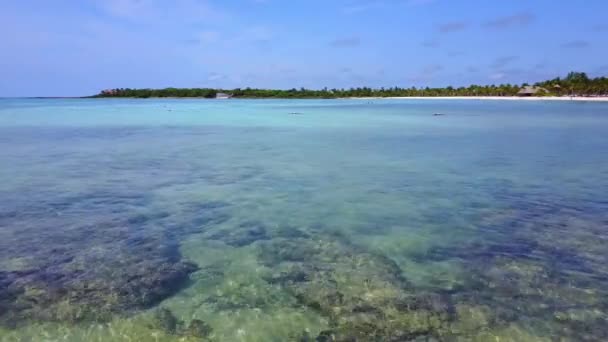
left=414, top=196, right=608, bottom=341
left=2, top=190, right=607, bottom=342
left=0, top=192, right=235, bottom=328
left=259, top=237, right=454, bottom=341
left=0, top=230, right=197, bottom=326
left=149, top=307, right=212, bottom=339
left=151, top=308, right=179, bottom=334
left=205, top=220, right=270, bottom=247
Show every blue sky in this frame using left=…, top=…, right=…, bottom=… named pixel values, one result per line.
left=1, top=0, right=607, bottom=96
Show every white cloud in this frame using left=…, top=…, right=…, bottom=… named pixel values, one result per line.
left=406, top=0, right=436, bottom=5
left=198, top=30, right=221, bottom=44
left=489, top=72, right=506, bottom=80
left=207, top=72, right=227, bottom=81
left=409, top=64, right=443, bottom=82
left=240, top=26, right=274, bottom=42
left=342, top=2, right=383, bottom=14
left=92, top=0, right=228, bottom=24
left=343, top=0, right=435, bottom=13
left=95, top=0, right=150, bottom=19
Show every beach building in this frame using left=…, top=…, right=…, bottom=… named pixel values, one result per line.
left=517, top=86, right=548, bottom=97
left=216, top=92, right=233, bottom=99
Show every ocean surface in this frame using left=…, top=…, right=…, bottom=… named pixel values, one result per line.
left=1, top=98, right=607, bottom=341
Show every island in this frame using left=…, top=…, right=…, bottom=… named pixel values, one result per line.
left=92, top=72, right=607, bottom=99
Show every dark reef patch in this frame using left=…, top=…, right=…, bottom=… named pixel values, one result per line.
left=0, top=227, right=197, bottom=325
left=151, top=307, right=179, bottom=334
left=170, top=200, right=233, bottom=236
left=0, top=193, right=236, bottom=327
left=148, top=307, right=213, bottom=338
left=185, top=319, right=213, bottom=338
left=410, top=196, right=608, bottom=341
left=274, top=225, right=311, bottom=239
left=206, top=220, right=270, bottom=247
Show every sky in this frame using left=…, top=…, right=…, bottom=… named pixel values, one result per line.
left=1, top=0, right=607, bottom=96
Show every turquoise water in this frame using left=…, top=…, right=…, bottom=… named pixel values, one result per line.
left=1, top=98, right=607, bottom=341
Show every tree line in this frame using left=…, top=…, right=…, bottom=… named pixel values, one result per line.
left=92, top=72, right=608, bottom=99
left=535, top=72, right=608, bottom=96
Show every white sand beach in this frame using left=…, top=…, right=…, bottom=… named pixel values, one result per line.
left=348, top=96, right=608, bottom=102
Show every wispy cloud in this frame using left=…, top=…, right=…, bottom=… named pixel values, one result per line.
left=482, top=67, right=559, bottom=85
left=438, top=21, right=468, bottom=33
left=423, top=64, right=443, bottom=73
left=342, top=1, right=383, bottom=14
left=421, top=39, right=440, bottom=48
left=196, top=30, right=222, bottom=44
left=406, top=0, right=437, bottom=5
left=484, top=12, right=535, bottom=29
left=274, top=64, right=297, bottom=74
left=184, top=26, right=273, bottom=48
left=240, top=26, right=274, bottom=43
left=561, top=40, right=590, bottom=48
left=594, top=65, right=608, bottom=74
left=93, top=0, right=228, bottom=24
left=96, top=0, right=150, bottom=19
left=207, top=72, right=227, bottom=82
left=592, top=24, right=608, bottom=31
left=342, top=0, right=435, bottom=14
left=489, top=72, right=506, bottom=80
left=491, top=56, right=519, bottom=69
left=410, top=64, right=443, bottom=82
left=329, top=36, right=361, bottom=47
left=447, top=50, right=465, bottom=57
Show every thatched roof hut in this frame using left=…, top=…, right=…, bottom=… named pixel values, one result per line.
left=517, top=86, right=547, bottom=96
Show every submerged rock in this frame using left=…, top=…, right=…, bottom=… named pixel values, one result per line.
left=410, top=199, right=608, bottom=341
left=315, top=330, right=335, bottom=341
left=0, top=206, right=200, bottom=326
left=151, top=307, right=179, bottom=334
left=206, top=220, right=270, bottom=247
left=186, top=319, right=213, bottom=338
left=259, top=237, right=453, bottom=341
left=148, top=309, right=213, bottom=339
left=203, top=275, right=289, bottom=311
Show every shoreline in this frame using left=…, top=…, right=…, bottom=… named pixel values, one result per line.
left=345, top=96, right=608, bottom=102
left=8, top=96, right=608, bottom=102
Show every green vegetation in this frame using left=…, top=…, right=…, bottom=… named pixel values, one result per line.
left=536, top=71, right=608, bottom=96
left=93, top=71, right=608, bottom=98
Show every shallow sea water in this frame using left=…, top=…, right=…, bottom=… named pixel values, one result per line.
left=1, top=98, right=607, bottom=341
